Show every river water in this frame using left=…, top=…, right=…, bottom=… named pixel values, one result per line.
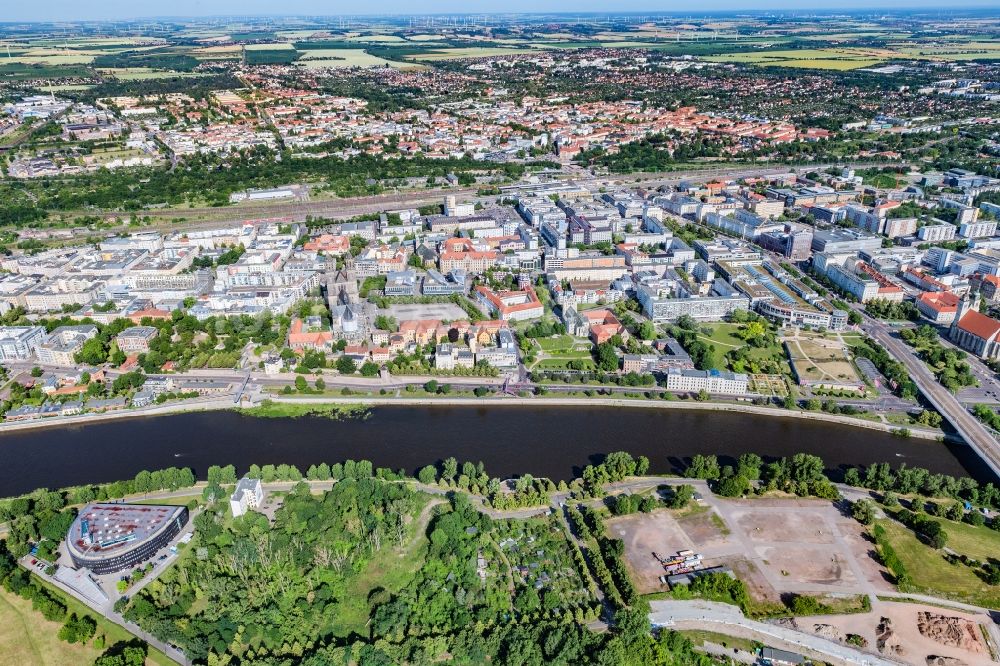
left=0, top=405, right=988, bottom=497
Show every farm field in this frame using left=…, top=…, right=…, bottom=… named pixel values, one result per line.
left=298, top=49, right=418, bottom=69
left=704, top=47, right=889, bottom=70
left=405, top=47, right=541, bottom=61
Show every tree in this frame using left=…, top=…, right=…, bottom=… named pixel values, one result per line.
left=851, top=499, right=876, bottom=525
left=637, top=321, right=657, bottom=340
left=685, top=455, right=720, bottom=480
left=424, top=380, right=438, bottom=393
left=336, top=355, right=357, bottom=375
left=594, top=343, right=618, bottom=372
left=716, top=473, right=750, bottom=498
left=417, top=465, right=437, bottom=485
left=360, top=361, right=379, bottom=377
left=736, top=453, right=763, bottom=480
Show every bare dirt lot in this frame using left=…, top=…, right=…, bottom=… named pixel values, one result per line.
left=756, top=545, right=859, bottom=588
left=735, top=509, right=837, bottom=545
left=608, top=509, right=694, bottom=594
left=792, top=601, right=995, bottom=666
left=717, top=502, right=870, bottom=595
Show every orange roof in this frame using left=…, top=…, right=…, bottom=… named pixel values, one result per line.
left=957, top=309, right=1000, bottom=341
left=917, top=291, right=959, bottom=313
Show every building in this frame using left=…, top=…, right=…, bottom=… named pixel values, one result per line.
left=759, top=647, right=806, bottom=666
left=918, top=223, right=957, bottom=243
left=916, top=291, right=960, bottom=324
left=664, top=368, right=749, bottom=395
left=230, top=477, right=264, bottom=518
left=0, top=326, right=46, bottom=361
left=474, top=285, right=544, bottom=322
left=384, top=270, right=418, bottom=297
left=66, top=503, right=189, bottom=575
left=115, top=326, right=159, bottom=353
left=950, top=297, right=1000, bottom=359
left=36, top=325, right=98, bottom=366
left=421, top=269, right=466, bottom=296
left=637, top=283, right=750, bottom=323
left=959, top=220, right=998, bottom=239
left=811, top=228, right=882, bottom=254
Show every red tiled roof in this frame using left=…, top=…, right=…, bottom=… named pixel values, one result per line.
left=958, top=309, right=1000, bottom=341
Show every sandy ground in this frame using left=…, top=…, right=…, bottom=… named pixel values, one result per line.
left=609, top=506, right=735, bottom=594
left=720, top=503, right=870, bottom=595
left=791, top=601, right=996, bottom=666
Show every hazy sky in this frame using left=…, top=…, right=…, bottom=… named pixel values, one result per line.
left=5, top=1, right=1000, bottom=23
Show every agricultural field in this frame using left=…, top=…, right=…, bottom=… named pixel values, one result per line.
left=297, top=49, right=417, bottom=69
left=404, top=47, right=541, bottom=61
left=704, top=48, right=890, bottom=70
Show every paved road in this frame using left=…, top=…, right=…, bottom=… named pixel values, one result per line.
left=649, top=599, right=905, bottom=666
left=859, top=313, right=1000, bottom=477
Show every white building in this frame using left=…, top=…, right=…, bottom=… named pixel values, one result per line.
left=230, top=477, right=264, bottom=518
left=0, top=326, right=46, bottom=361
left=664, top=368, right=749, bottom=395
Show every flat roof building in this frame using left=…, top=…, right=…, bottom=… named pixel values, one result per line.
left=66, top=503, right=189, bottom=575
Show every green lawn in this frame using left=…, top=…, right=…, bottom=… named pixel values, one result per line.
left=877, top=520, right=1000, bottom=607
left=25, top=578, right=173, bottom=665
left=697, top=323, right=789, bottom=374
left=534, top=335, right=580, bottom=352
left=535, top=358, right=596, bottom=371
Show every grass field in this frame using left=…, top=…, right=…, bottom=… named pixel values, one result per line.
left=298, top=49, right=417, bottom=69
left=878, top=519, right=1000, bottom=608
left=405, top=47, right=540, bottom=61
left=0, top=579, right=173, bottom=665
left=704, top=47, right=888, bottom=70
left=0, top=588, right=102, bottom=665
left=694, top=323, right=791, bottom=375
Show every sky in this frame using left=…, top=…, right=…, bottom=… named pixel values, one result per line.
left=4, top=1, right=1000, bottom=23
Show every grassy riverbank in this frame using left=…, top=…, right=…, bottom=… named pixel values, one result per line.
left=235, top=400, right=370, bottom=420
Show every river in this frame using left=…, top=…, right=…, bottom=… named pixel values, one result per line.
left=0, top=405, right=989, bottom=497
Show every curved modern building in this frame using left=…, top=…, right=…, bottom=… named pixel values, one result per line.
left=66, top=503, right=189, bottom=575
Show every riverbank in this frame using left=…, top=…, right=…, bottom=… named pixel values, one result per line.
left=263, top=395, right=947, bottom=442
left=0, top=393, right=948, bottom=442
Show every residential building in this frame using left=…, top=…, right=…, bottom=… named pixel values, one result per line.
left=115, top=326, right=159, bottom=353
left=36, top=325, right=98, bottom=366
left=230, top=477, right=264, bottom=518
left=916, top=291, right=960, bottom=324
left=0, top=326, right=46, bottom=361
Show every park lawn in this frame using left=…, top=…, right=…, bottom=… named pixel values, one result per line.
left=534, top=335, right=577, bottom=352
left=327, top=495, right=441, bottom=638
left=10, top=578, right=173, bottom=665
left=877, top=520, right=1000, bottom=608
left=932, top=516, right=1000, bottom=563
left=0, top=587, right=103, bottom=665
left=698, top=323, right=786, bottom=372
left=535, top=358, right=596, bottom=371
